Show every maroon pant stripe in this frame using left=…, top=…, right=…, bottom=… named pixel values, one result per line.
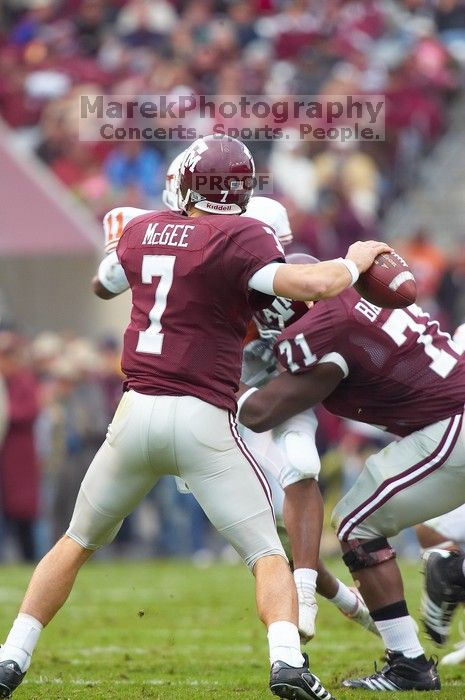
left=228, top=411, right=275, bottom=520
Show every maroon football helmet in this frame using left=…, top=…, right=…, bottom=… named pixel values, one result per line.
left=254, top=253, right=319, bottom=339
left=178, top=135, right=255, bottom=214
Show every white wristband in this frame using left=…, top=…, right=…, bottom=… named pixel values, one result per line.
left=337, top=257, right=359, bottom=287
left=236, top=387, right=259, bottom=423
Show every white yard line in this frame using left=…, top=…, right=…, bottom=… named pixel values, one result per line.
left=24, top=678, right=220, bottom=687
left=63, top=643, right=253, bottom=659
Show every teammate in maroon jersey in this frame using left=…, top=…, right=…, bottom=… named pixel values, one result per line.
left=240, top=250, right=379, bottom=642
left=238, top=288, right=465, bottom=691
left=0, top=136, right=390, bottom=700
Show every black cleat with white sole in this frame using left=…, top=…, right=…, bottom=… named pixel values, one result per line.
left=342, top=650, right=440, bottom=691
left=270, top=652, right=336, bottom=700
left=0, top=660, right=25, bottom=698
left=421, top=549, right=465, bottom=645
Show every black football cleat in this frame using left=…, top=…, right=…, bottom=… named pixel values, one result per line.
left=0, top=660, right=25, bottom=698
left=270, top=652, right=336, bottom=700
left=342, top=650, right=440, bottom=691
left=421, top=549, right=465, bottom=645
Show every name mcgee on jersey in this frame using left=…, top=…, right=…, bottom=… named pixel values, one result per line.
left=142, top=222, right=194, bottom=248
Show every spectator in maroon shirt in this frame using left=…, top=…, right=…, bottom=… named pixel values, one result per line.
left=0, top=332, right=41, bottom=562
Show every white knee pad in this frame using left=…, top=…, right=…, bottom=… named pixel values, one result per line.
left=278, top=430, right=321, bottom=488
left=273, top=409, right=321, bottom=488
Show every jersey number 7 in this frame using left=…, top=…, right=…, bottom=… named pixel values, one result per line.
left=136, top=255, right=176, bottom=355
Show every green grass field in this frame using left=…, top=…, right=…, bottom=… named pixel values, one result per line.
left=0, top=558, right=464, bottom=699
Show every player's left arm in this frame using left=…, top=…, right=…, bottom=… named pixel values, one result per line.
left=237, top=361, right=344, bottom=432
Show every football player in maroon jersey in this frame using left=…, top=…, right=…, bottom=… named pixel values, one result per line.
left=0, top=136, right=390, bottom=700
left=237, top=289, right=465, bottom=691
left=104, top=176, right=378, bottom=642
left=239, top=243, right=378, bottom=643
left=100, top=163, right=378, bottom=643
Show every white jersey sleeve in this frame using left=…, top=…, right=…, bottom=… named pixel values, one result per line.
left=103, top=207, right=152, bottom=254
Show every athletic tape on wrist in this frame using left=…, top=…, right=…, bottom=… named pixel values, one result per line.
left=337, top=258, right=360, bottom=286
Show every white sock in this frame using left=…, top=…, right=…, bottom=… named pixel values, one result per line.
left=293, top=568, right=317, bottom=604
left=375, top=615, right=424, bottom=658
left=0, top=613, right=43, bottom=672
left=330, top=580, right=358, bottom=613
left=268, top=621, right=305, bottom=667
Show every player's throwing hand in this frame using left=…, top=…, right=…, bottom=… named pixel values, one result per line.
left=346, top=240, right=393, bottom=274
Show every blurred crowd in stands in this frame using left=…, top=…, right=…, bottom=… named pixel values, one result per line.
left=2, top=0, right=465, bottom=561
left=0, top=329, right=226, bottom=563
left=1, top=0, right=465, bottom=258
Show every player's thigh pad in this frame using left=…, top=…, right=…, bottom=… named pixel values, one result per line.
left=175, top=397, right=286, bottom=569
left=333, top=412, right=465, bottom=541
left=239, top=409, right=320, bottom=489
left=67, top=391, right=177, bottom=549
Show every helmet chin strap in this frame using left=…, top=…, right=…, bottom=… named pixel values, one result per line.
left=180, top=187, right=192, bottom=212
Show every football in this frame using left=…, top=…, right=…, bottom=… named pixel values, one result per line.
left=354, top=251, right=417, bottom=308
